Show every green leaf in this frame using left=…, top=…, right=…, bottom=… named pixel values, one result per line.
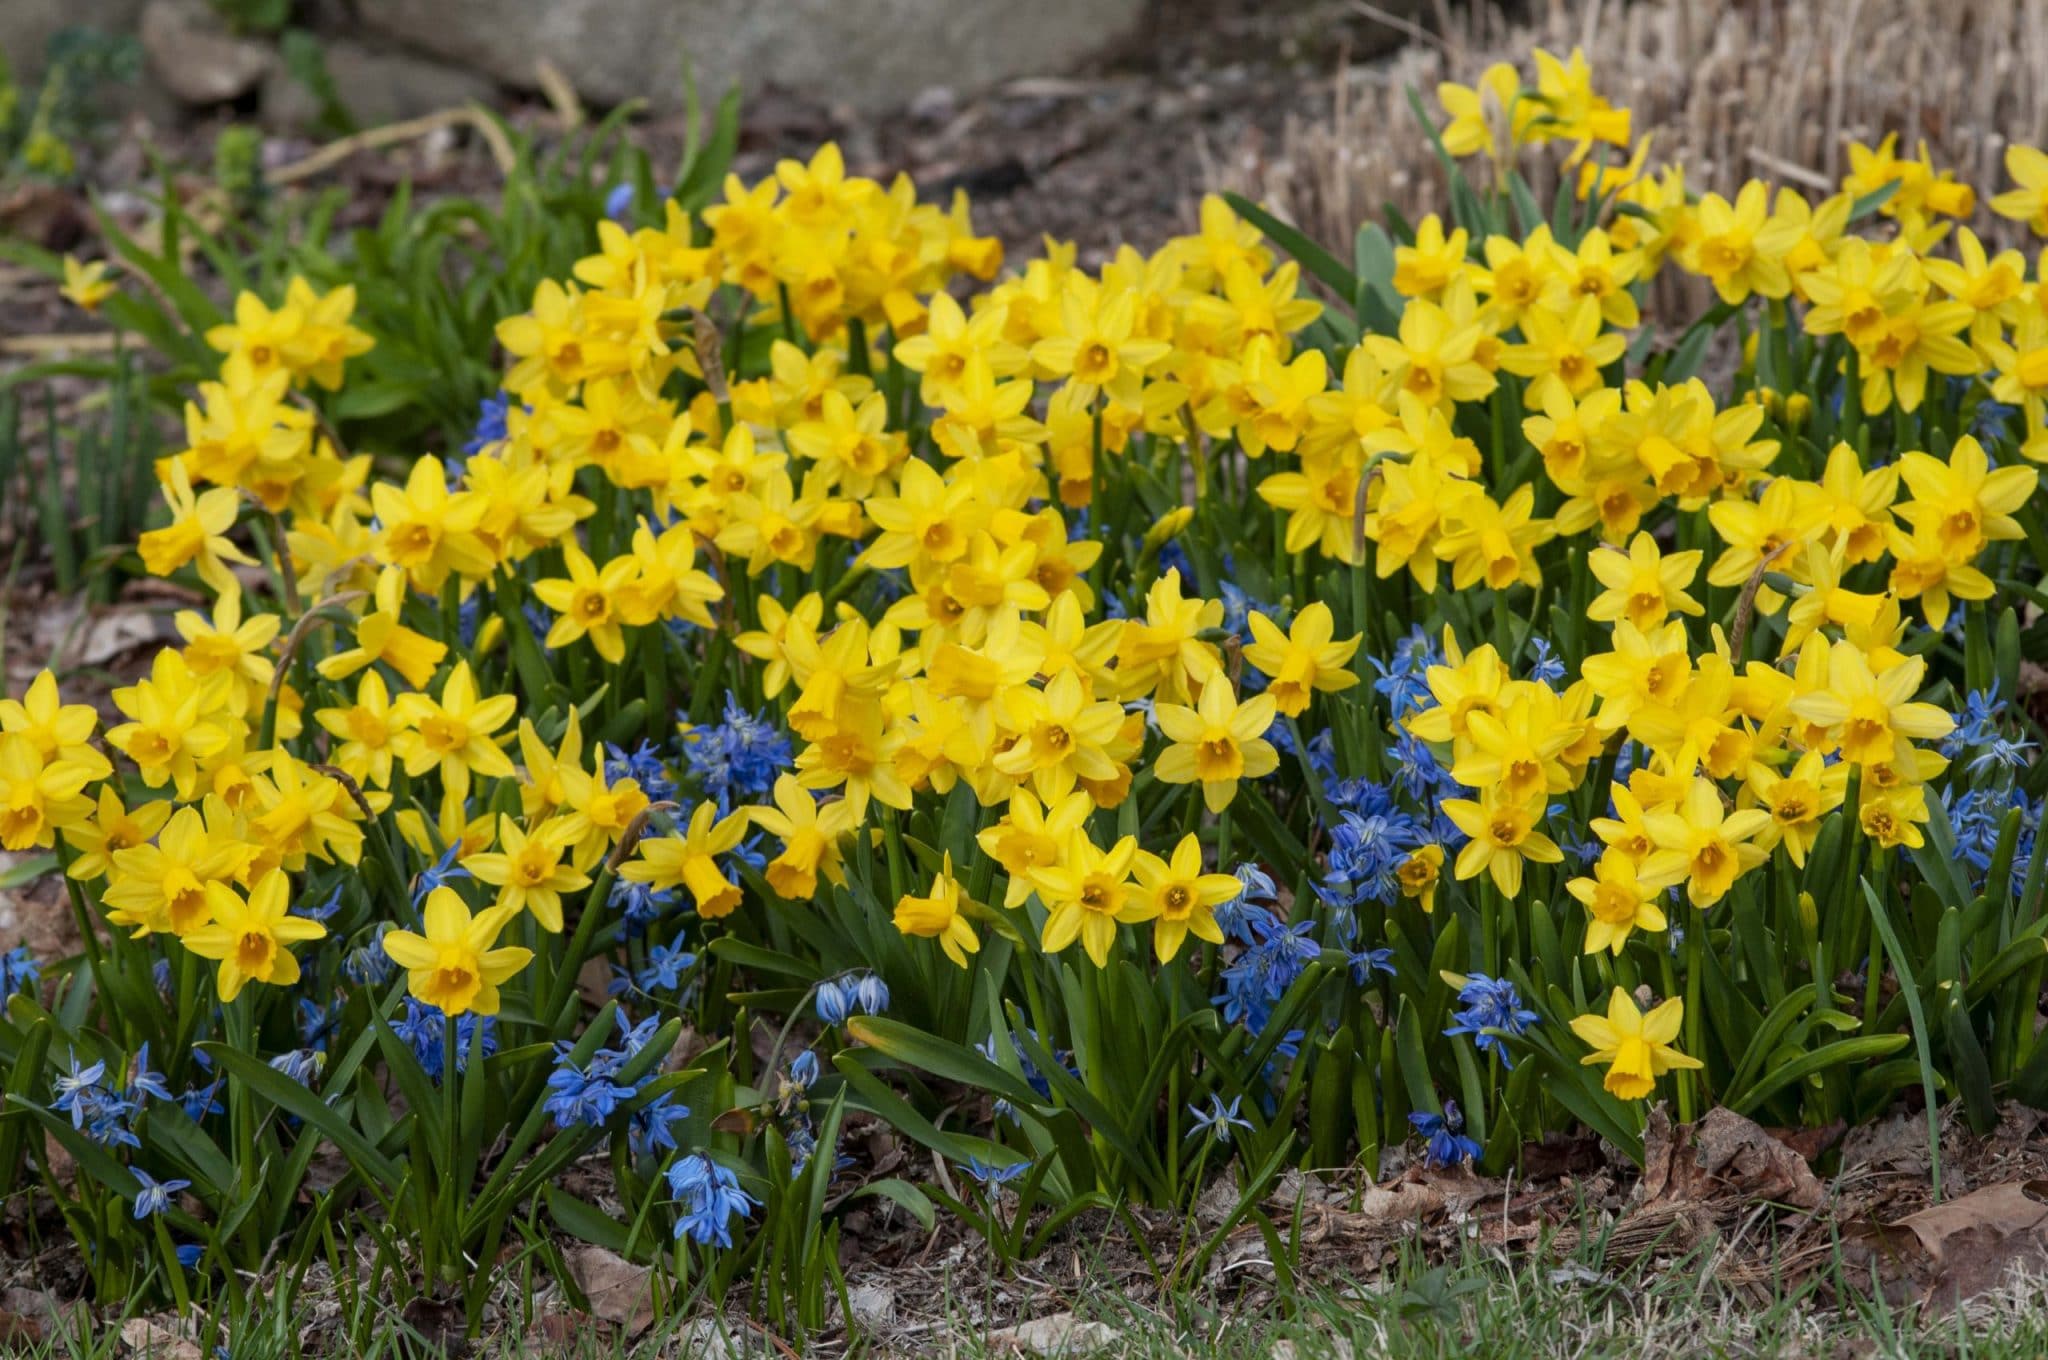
left=1942, top=987, right=1997, bottom=1135
left=1725, top=1035, right=1911, bottom=1115
left=545, top=1185, right=632, bottom=1253
left=198, top=1042, right=403, bottom=1195
left=847, top=1177, right=935, bottom=1233
left=1862, top=880, right=1945, bottom=1197
left=845, top=1015, right=1049, bottom=1114
left=0, top=854, right=54, bottom=890
left=1221, top=193, right=1358, bottom=305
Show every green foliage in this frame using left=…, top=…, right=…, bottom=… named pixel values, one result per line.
left=1, top=28, right=140, bottom=180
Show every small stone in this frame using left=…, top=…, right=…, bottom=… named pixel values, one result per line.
left=675, top=1318, right=737, bottom=1360
left=140, top=0, right=274, bottom=106
left=847, top=1283, right=894, bottom=1330
left=986, top=1312, right=1120, bottom=1356
left=261, top=38, right=500, bottom=134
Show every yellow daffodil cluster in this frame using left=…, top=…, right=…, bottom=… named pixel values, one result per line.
left=25, top=42, right=2048, bottom=1103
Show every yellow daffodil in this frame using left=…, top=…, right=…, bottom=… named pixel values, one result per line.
left=893, top=852, right=979, bottom=968
left=1241, top=603, right=1361, bottom=717
left=1443, top=790, right=1562, bottom=897
left=1132, top=833, right=1239, bottom=962
left=185, top=870, right=327, bottom=1002
left=1030, top=832, right=1149, bottom=968
left=1569, top=987, right=1701, bottom=1100
left=60, top=255, right=117, bottom=312
left=748, top=773, right=857, bottom=900
left=1152, top=672, right=1279, bottom=813
left=464, top=815, right=590, bottom=931
left=381, top=889, right=532, bottom=1016
left=620, top=803, right=751, bottom=918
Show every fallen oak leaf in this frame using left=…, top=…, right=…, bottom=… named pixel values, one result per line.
left=1894, top=1180, right=2048, bottom=1259
left=563, top=1245, right=656, bottom=1338
left=1636, top=1106, right=1823, bottom=1212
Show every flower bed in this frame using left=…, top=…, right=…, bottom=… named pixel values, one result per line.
left=3, top=45, right=2047, bottom=1343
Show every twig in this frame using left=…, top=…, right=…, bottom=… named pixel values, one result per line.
left=1349, top=0, right=1448, bottom=50
left=606, top=800, right=680, bottom=874
left=533, top=58, right=585, bottom=129
left=1728, top=539, right=1796, bottom=660
left=1745, top=147, right=1832, bottom=192
left=0, top=333, right=119, bottom=355
left=308, top=762, right=377, bottom=821
left=265, top=105, right=517, bottom=188
left=687, top=308, right=729, bottom=405
left=288, top=389, right=353, bottom=466
left=263, top=591, right=366, bottom=720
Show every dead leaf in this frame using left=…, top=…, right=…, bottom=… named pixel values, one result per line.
left=1355, top=1179, right=1446, bottom=1223
left=1842, top=1109, right=1932, bottom=1176
left=1838, top=1181, right=2048, bottom=1311
left=1897, top=1179, right=2048, bottom=1257
left=674, top=1318, right=738, bottom=1359
left=398, top=1296, right=466, bottom=1357
left=1519, top=1131, right=1604, bottom=1180
left=1637, top=1106, right=1824, bottom=1211
left=564, top=1245, right=655, bottom=1337
left=1764, top=1119, right=1846, bottom=1164
left=574, top=954, right=614, bottom=1007
left=118, top=1316, right=203, bottom=1360
left=986, top=1312, right=1121, bottom=1356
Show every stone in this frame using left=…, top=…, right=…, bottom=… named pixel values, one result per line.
left=0, top=0, right=146, bottom=86
left=986, top=1312, right=1121, bottom=1356
left=261, top=37, right=500, bottom=133
left=354, top=0, right=1150, bottom=113
left=139, top=0, right=274, bottom=106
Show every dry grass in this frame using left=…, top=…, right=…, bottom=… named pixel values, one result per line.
left=1209, top=0, right=2048, bottom=253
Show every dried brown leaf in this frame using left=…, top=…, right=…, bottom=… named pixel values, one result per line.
left=563, top=1245, right=656, bottom=1337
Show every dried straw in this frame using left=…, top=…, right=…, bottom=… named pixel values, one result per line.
left=1208, top=0, right=2048, bottom=253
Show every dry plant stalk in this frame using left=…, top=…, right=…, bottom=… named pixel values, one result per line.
left=1208, top=0, right=2048, bottom=254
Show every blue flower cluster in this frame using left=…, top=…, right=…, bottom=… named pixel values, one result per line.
left=1214, top=898, right=1319, bottom=1042
left=413, top=842, right=471, bottom=906
left=0, top=945, right=40, bottom=997
left=463, top=391, right=515, bottom=456
left=816, top=970, right=890, bottom=1026
left=1188, top=1093, right=1254, bottom=1144
left=1369, top=624, right=1443, bottom=717
left=975, top=1029, right=1074, bottom=1123
left=132, top=1166, right=190, bottom=1220
left=1442, top=974, right=1538, bottom=1069
left=961, top=1155, right=1030, bottom=1189
left=1317, top=795, right=1426, bottom=910
left=1941, top=684, right=2038, bottom=778
left=343, top=939, right=399, bottom=987
left=390, top=998, right=499, bottom=1081
left=1948, top=784, right=2043, bottom=901
left=683, top=692, right=794, bottom=813
left=51, top=1044, right=173, bottom=1148
left=268, top=1048, right=323, bottom=1086
left=543, top=1012, right=691, bottom=1157
left=610, top=879, right=679, bottom=937
left=607, top=740, right=678, bottom=804
left=634, top=941, right=699, bottom=997
left=667, top=1153, right=758, bottom=1247
left=1409, top=1100, right=1481, bottom=1168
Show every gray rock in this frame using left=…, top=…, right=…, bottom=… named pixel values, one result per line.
left=0, top=0, right=146, bottom=85
left=139, top=0, right=273, bottom=106
left=261, top=37, right=499, bottom=133
left=354, top=0, right=1149, bottom=113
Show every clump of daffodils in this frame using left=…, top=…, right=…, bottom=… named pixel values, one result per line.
left=16, top=45, right=2048, bottom=1242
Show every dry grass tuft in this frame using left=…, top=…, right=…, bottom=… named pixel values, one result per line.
left=1209, top=0, right=2048, bottom=252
